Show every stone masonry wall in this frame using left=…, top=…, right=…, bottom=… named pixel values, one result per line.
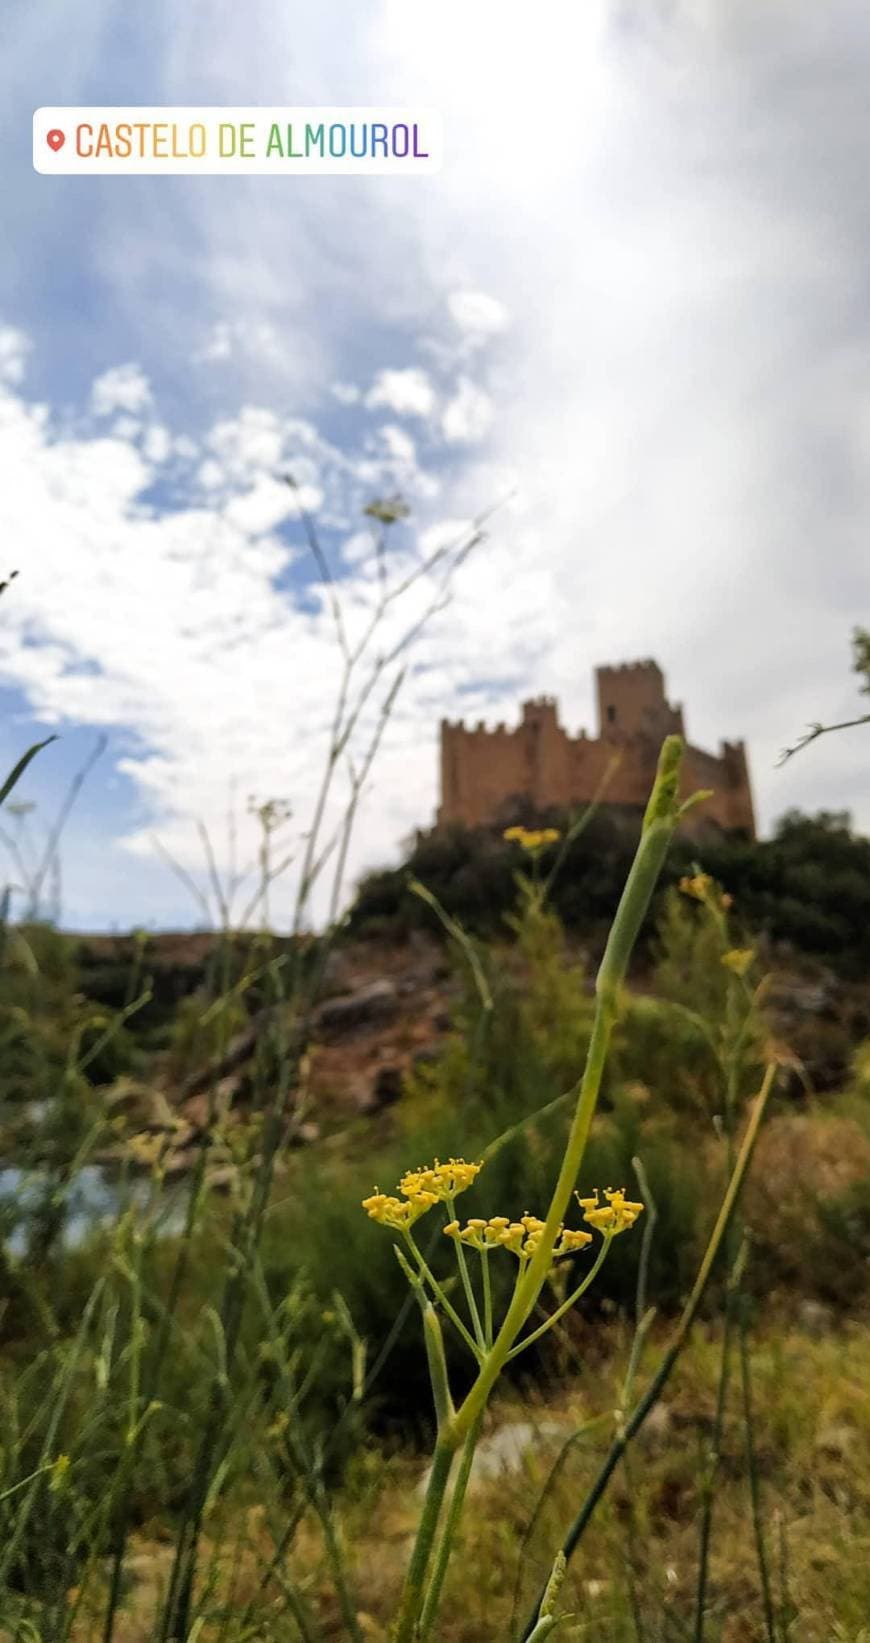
left=438, top=661, right=755, bottom=838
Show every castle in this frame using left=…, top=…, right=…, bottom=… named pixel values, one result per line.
left=438, top=660, right=755, bottom=838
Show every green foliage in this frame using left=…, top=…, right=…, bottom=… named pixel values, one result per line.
left=350, top=806, right=870, bottom=977
left=0, top=924, right=85, bottom=1108
left=0, top=786, right=868, bottom=1638
left=162, top=985, right=249, bottom=1082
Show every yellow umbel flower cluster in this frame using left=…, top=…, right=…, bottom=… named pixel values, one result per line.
left=399, top=1158, right=483, bottom=1203
left=576, top=1187, right=644, bottom=1236
left=362, top=1157, right=483, bottom=1229
left=679, top=872, right=733, bottom=912
left=503, top=826, right=561, bottom=852
left=678, top=871, right=713, bottom=902
left=361, top=1191, right=437, bottom=1230
left=443, top=1213, right=593, bottom=1260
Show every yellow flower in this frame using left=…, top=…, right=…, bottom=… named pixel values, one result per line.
left=365, top=1157, right=483, bottom=1231
left=678, top=872, right=713, bottom=903
left=445, top=1214, right=522, bottom=1253
left=399, top=1157, right=483, bottom=1203
left=679, top=873, right=734, bottom=915
left=721, top=947, right=754, bottom=977
left=503, top=826, right=561, bottom=853
left=444, top=1211, right=592, bottom=1261
left=553, top=1227, right=594, bottom=1257
left=362, top=1191, right=436, bottom=1230
left=577, top=1187, right=644, bottom=1236
left=494, top=1221, right=527, bottom=1254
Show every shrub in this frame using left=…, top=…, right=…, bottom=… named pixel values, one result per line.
left=349, top=807, right=870, bottom=977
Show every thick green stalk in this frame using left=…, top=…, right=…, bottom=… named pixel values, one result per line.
left=393, top=739, right=687, bottom=1643
left=451, top=738, right=685, bottom=1442
left=394, top=738, right=687, bottom=1643
left=394, top=1440, right=455, bottom=1643
left=418, top=1412, right=484, bottom=1641
left=423, top=1303, right=454, bottom=1430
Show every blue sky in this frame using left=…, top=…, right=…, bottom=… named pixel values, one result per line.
left=1, top=0, right=869, bottom=930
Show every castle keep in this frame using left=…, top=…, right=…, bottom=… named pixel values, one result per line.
left=438, top=660, right=755, bottom=838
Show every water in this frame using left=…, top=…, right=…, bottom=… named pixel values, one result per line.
left=0, top=1164, right=190, bottom=1252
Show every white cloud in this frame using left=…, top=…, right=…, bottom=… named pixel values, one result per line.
left=197, top=457, right=225, bottom=491
left=331, top=381, right=361, bottom=405
left=224, top=474, right=310, bottom=535
left=447, top=290, right=510, bottom=341
left=365, top=367, right=437, bottom=419
left=143, top=425, right=172, bottom=464
left=442, top=379, right=494, bottom=444
left=207, top=406, right=286, bottom=473
left=196, top=321, right=233, bottom=363
left=91, top=364, right=153, bottom=418
left=378, top=424, right=416, bottom=464
left=0, top=326, right=30, bottom=386
left=194, top=318, right=281, bottom=366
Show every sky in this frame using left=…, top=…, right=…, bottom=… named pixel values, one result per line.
left=1, top=0, right=869, bottom=931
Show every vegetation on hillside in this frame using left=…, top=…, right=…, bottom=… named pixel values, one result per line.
left=1, top=733, right=869, bottom=1638
left=0, top=576, right=868, bottom=1638
left=350, top=804, right=870, bottom=978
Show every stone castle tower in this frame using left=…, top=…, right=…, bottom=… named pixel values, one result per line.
left=438, top=659, right=755, bottom=838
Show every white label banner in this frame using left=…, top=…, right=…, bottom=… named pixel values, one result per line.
left=33, top=107, right=442, bottom=175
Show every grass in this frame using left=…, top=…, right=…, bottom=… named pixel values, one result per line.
left=65, top=1310, right=870, bottom=1643
left=2, top=858, right=869, bottom=1638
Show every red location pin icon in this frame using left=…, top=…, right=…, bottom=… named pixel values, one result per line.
left=46, top=129, right=65, bottom=152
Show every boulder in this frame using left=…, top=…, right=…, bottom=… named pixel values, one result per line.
left=316, top=979, right=399, bottom=1033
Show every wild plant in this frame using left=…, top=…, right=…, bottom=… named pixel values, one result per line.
left=359, top=739, right=780, bottom=1643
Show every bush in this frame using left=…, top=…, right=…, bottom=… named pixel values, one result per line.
left=349, top=807, right=870, bottom=977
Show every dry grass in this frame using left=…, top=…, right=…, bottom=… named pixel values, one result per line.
left=69, top=1309, right=870, bottom=1642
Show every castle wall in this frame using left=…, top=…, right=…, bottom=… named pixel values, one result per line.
left=439, top=720, right=529, bottom=829
left=597, top=660, right=685, bottom=745
left=438, top=663, right=755, bottom=839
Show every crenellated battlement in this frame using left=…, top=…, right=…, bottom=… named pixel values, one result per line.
left=597, top=658, right=660, bottom=675
left=438, top=659, right=755, bottom=838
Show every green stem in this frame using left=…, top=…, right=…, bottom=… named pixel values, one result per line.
left=692, top=1269, right=737, bottom=1642
left=447, top=1196, right=486, bottom=1348
left=739, top=1301, right=776, bottom=1643
left=397, top=737, right=688, bottom=1643
left=423, top=1303, right=454, bottom=1430
left=452, top=784, right=681, bottom=1442
left=481, top=1252, right=493, bottom=1349
left=506, top=1236, right=611, bottom=1361
left=393, top=1440, right=455, bottom=1643
left=418, top=1412, right=484, bottom=1640
left=405, top=1232, right=483, bottom=1360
